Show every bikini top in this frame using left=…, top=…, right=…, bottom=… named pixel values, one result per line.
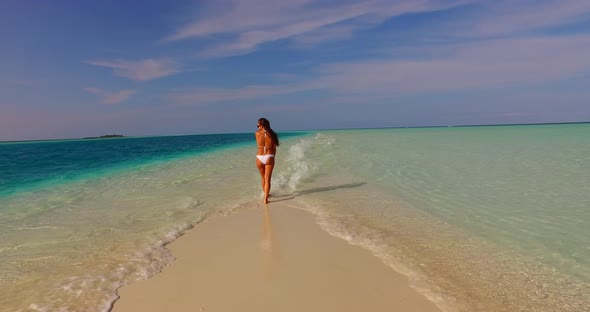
left=258, top=131, right=273, bottom=154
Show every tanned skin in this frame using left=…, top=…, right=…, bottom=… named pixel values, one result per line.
left=255, top=121, right=277, bottom=204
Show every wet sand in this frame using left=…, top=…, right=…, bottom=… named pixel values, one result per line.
left=111, top=199, right=442, bottom=312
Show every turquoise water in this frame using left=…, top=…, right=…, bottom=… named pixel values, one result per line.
left=0, top=132, right=303, bottom=312
left=0, top=134, right=257, bottom=197
left=289, top=124, right=590, bottom=311
left=1, top=125, right=589, bottom=311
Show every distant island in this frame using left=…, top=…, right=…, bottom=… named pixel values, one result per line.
left=82, top=134, right=125, bottom=139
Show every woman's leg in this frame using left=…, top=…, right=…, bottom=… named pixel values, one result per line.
left=256, top=158, right=265, bottom=191
left=263, top=160, right=275, bottom=204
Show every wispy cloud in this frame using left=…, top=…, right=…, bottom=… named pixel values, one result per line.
left=167, top=34, right=590, bottom=104
left=312, top=35, right=590, bottom=94
left=166, top=0, right=473, bottom=57
left=291, top=24, right=356, bottom=47
left=471, top=0, right=590, bottom=37
left=168, top=83, right=318, bottom=105
left=84, top=87, right=136, bottom=104
left=85, top=58, right=178, bottom=81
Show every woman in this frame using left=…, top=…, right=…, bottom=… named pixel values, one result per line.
left=255, top=118, right=279, bottom=204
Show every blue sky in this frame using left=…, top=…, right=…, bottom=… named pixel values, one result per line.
left=1, top=0, right=590, bottom=140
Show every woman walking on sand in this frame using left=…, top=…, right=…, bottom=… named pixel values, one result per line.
left=255, top=118, right=279, bottom=204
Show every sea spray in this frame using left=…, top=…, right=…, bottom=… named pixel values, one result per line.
left=274, top=133, right=337, bottom=195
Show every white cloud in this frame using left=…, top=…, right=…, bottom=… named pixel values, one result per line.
left=311, top=35, right=590, bottom=94
left=86, top=58, right=178, bottom=81
left=472, top=0, right=590, bottom=37
left=168, top=83, right=317, bottom=105
left=166, top=0, right=473, bottom=57
left=84, top=87, right=136, bottom=104
left=291, top=24, right=356, bottom=47
left=163, top=0, right=590, bottom=59
left=160, top=1, right=590, bottom=106
left=168, top=34, right=590, bottom=104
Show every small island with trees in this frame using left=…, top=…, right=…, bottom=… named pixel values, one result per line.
left=82, top=134, right=125, bottom=139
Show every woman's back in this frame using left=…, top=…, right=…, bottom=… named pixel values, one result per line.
left=256, top=130, right=276, bottom=155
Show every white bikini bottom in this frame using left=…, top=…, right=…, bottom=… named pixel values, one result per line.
left=256, top=154, right=274, bottom=165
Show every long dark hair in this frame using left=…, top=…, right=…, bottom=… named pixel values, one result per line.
left=258, top=117, right=279, bottom=146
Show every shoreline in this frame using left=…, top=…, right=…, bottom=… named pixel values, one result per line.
left=110, top=199, right=443, bottom=312
left=4, top=126, right=589, bottom=312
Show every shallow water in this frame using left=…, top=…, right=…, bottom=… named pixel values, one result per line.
left=284, top=125, right=590, bottom=311
left=0, top=133, right=302, bottom=311
left=1, top=124, right=589, bottom=311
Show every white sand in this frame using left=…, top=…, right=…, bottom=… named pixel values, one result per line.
left=112, top=199, right=442, bottom=312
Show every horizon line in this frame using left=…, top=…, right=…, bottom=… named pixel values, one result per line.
left=2, top=120, right=589, bottom=144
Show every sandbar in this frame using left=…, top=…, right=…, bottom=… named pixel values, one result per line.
left=112, top=199, right=442, bottom=312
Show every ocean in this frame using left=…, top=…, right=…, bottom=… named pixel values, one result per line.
left=1, top=124, right=589, bottom=312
